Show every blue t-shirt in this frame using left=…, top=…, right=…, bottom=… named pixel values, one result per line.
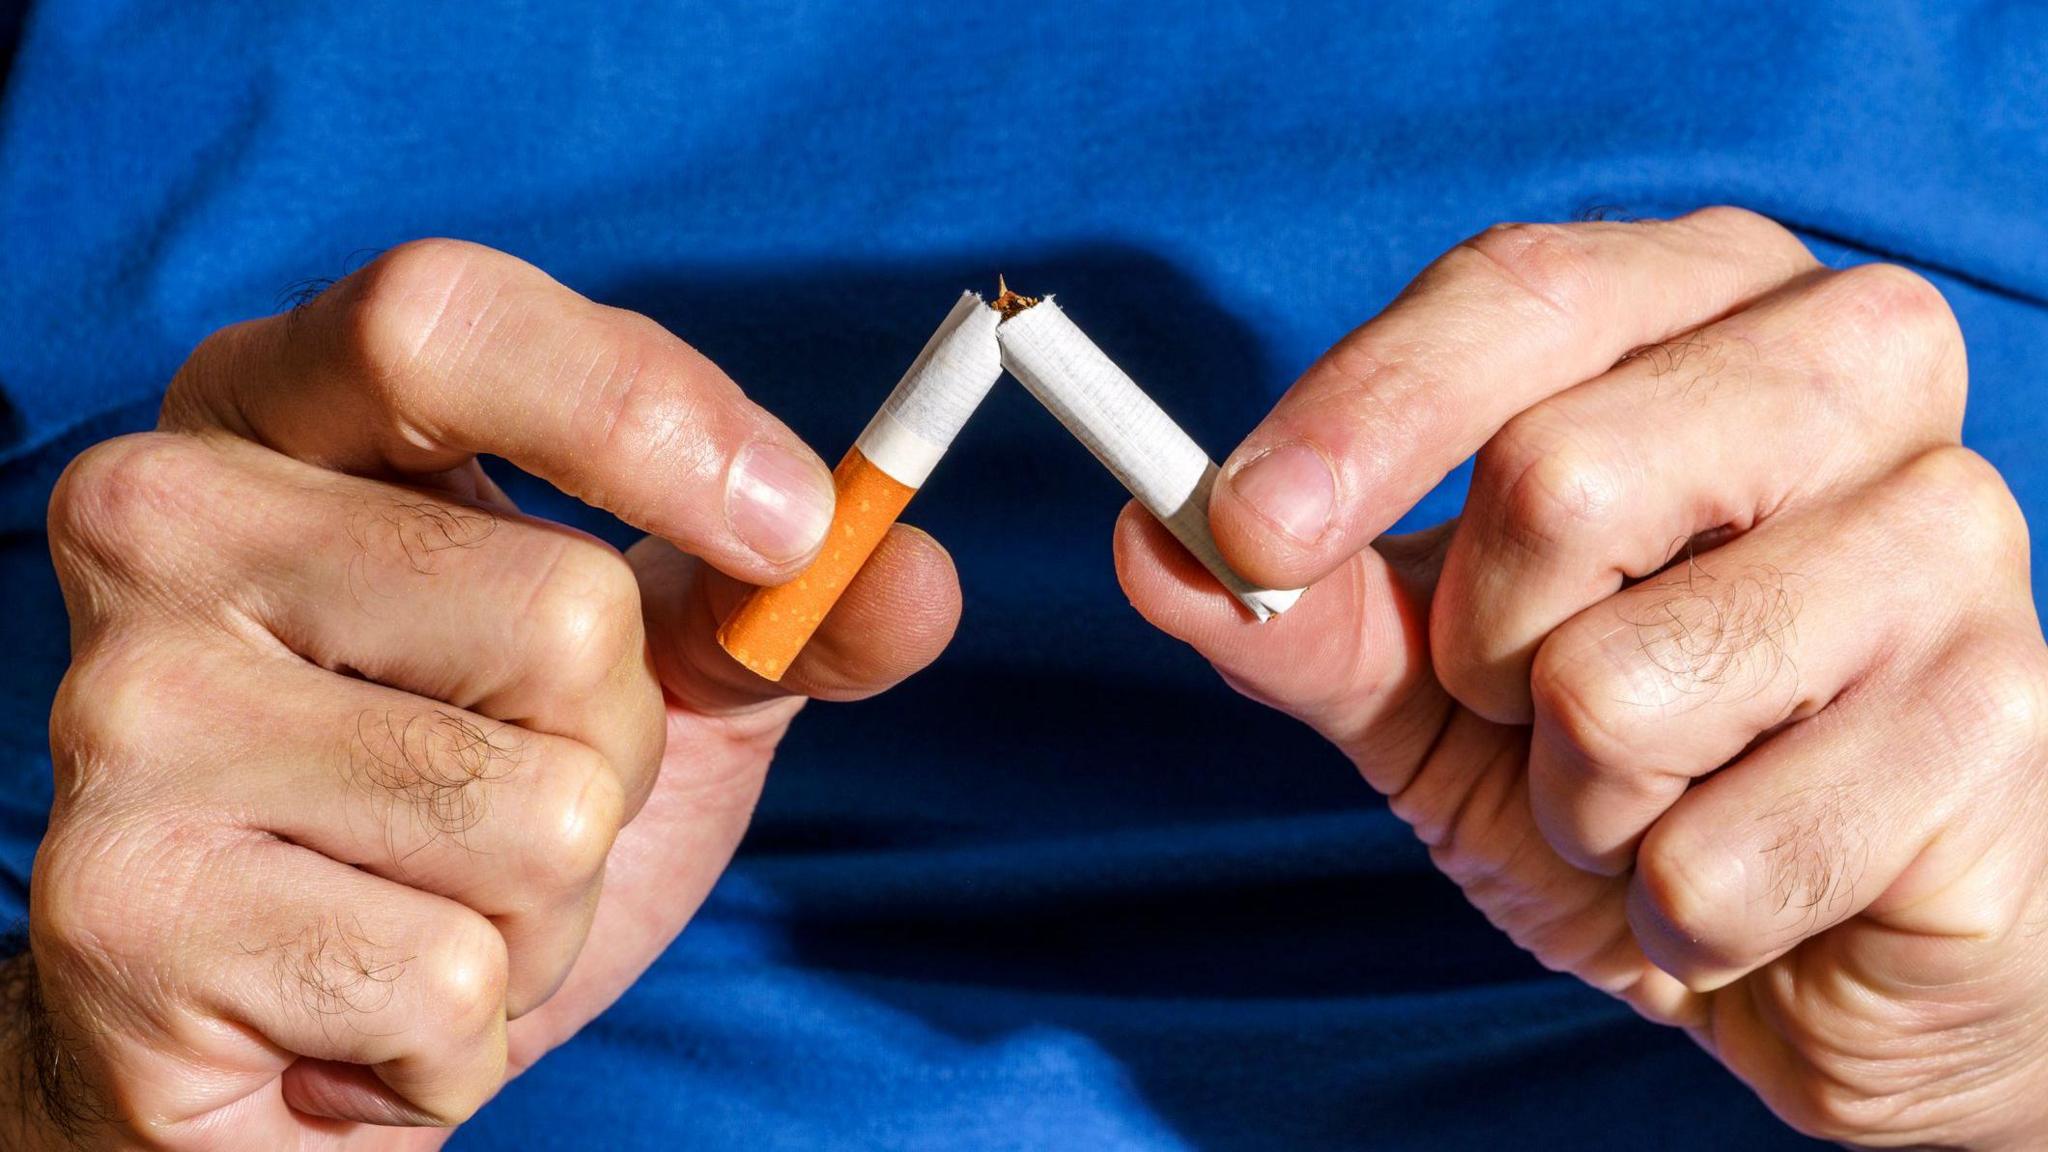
left=2, top=3, right=2042, bottom=1148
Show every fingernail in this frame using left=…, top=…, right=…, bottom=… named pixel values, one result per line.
left=727, top=441, right=835, bottom=564
left=1227, top=441, right=1335, bottom=544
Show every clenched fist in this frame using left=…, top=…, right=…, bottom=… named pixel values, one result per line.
left=1118, top=208, right=2048, bottom=1148
left=15, top=241, right=959, bottom=1148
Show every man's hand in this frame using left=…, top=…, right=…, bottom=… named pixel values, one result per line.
left=1117, top=208, right=2048, bottom=1147
left=17, top=240, right=959, bottom=1148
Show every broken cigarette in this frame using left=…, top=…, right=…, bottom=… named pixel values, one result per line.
left=993, top=291, right=1303, bottom=621
left=720, top=283, right=1299, bottom=679
left=717, top=291, right=1003, bottom=680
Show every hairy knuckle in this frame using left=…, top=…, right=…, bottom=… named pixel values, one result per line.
left=348, top=706, right=526, bottom=841
left=1625, top=559, right=1804, bottom=711
left=1754, top=801, right=1865, bottom=939
left=352, top=492, right=500, bottom=576
left=521, top=541, right=644, bottom=695
left=1457, top=222, right=1597, bottom=315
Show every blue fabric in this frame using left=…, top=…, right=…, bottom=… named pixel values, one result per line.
left=2, top=1, right=2043, bottom=1147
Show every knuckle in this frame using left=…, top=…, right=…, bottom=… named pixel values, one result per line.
left=520, top=540, right=645, bottom=695
left=1477, top=415, right=1620, bottom=554
left=1530, top=641, right=1640, bottom=775
left=160, top=320, right=263, bottom=430
left=1972, top=867, right=2042, bottom=946
left=1676, top=205, right=1812, bottom=267
left=1835, top=261, right=1956, bottom=336
left=1677, top=203, right=1773, bottom=234
left=1425, top=602, right=1489, bottom=718
left=1297, top=339, right=1443, bottom=469
left=526, top=747, right=626, bottom=895
left=1427, top=547, right=1537, bottom=726
left=1939, top=646, right=2047, bottom=770
left=1895, top=446, right=2029, bottom=570
left=49, top=643, right=166, bottom=788
left=1631, top=824, right=1745, bottom=977
left=31, top=832, right=144, bottom=969
left=1620, top=561, right=1803, bottom=705
left=1753, top=801, right=1865, bottom=941
left=1455, top=221, right=1597, bottom=315
left=341, top=238, right=498, bottom=390
left=47, top=433, right=205, bottom=562
left=574, top=318, right=721, bottom=493
left=417, top=913, right=510, bottom=1038
left=1814, top=263, right=1963, bottom=388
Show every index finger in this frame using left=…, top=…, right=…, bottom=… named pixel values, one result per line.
left=1209, top=207, right=1820, bottom=588
left=162, top=239, right=837, bottom=583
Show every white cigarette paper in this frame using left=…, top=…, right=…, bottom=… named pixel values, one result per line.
left=854, top=290, right=1004, bottom=488
left=995, top=299, right=1304, bottom=620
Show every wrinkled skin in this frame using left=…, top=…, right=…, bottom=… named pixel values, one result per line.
left=17, top=209, right=2048, bottom=1150
left=17, top=240, right=961, bottom=1148
left=1118, top=207, right=2048, bottom=1148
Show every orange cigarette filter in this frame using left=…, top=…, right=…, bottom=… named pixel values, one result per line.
left=718, top=447, right=916, bottom=679
left=717, top=290, right=1005, bottom=680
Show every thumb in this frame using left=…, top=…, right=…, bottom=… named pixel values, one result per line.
left=1113, top=501, right=1454, bottom=794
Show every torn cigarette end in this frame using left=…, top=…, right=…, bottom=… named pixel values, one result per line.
left=991, top=275, right=1039, bottom=319
left=717, top=446, right=917, bottom=679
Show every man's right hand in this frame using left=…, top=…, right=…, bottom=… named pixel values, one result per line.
left=12, top=240, right=961, bottom=1149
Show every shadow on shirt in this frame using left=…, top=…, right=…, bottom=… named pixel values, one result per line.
left=473, top=243, right=1816, bottom=1150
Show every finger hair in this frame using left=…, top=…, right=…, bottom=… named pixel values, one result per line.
left=274, top=248, right=387, bottom=321
left=0, top=928, right=114, bottom=1139
left=1573, top=203, right=1644, bottom=223
left=243, top=915, right=413, bottom=1022
left=1620, top=552, right=1805, bottom=710
left=348, top=709, right=526, bottom=855
left=1755, top=781, right=1870, bottom=949
left=344, top=496, right=499, bottom=607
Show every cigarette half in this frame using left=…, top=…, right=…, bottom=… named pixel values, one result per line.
left=717, top=291, right=1003, bottom=680
left=994, top=296, right=1304, bottom=620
